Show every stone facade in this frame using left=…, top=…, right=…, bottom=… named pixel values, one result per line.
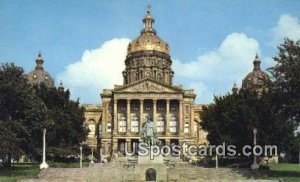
left=83, top=9, right=207, bottom=156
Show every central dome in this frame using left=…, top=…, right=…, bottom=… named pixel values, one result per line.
left=127, top=9, right=169, bottom=55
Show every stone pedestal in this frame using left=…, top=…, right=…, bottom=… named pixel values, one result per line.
left=135, top=153, right=167, bottom=182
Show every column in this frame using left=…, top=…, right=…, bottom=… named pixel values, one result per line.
left=113, top=99, right=118, bottom=134
left=127, top=99, right=131, bottom=133
left=166, top=139, right=171, bottom=146
left=113, top=139, right=118, bottom=155
left=153, top=99, right=157, bottom=128
left=166, top=99, right=170, bottom=134
left=140, top=99, right=144, bottom=130
left=126, top=139, right=132, bottom=154
left=190, top=104, right=195, bottom=135
left=179, top=100, right=183, bottom=134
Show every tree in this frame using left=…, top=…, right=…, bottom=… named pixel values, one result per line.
left=0, top=63, right=47, bottom=167
left=34, top=84, right=88, bottom=159
left=269, top=38, right=300, bottom=162
left=269, top=38, right=300, bottom=125
left=200, top=89, right=293, bottom=160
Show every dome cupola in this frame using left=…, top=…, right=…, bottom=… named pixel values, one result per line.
left=122, top=7, right=174, bottom=85
left=242, top=54, right=271, bottom=94
left=126, top=6, right=169, bottom=56
left=26, top=52, right=54, bottom=88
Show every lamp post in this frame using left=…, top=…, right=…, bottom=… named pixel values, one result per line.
left=91, top=147, right=94, bottom=164
left=80, top=145, right=83, bottom=168
left=40, top=128, right=49, bottom=169
left=251, top=128, right=259, bottom=169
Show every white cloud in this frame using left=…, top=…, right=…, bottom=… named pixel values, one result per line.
left=173, top=33, right=260, bottom=104
left=272, top=14, right=300, bottom=44
left=57, top=38, right=130, bottom=103
left=57, top=34, right=260, bottom=105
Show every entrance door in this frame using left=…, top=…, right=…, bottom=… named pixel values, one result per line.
left=131, top=139, right=139, bottom=155
left=118, top=139, right=126, bottom=156
left=170, top=139, right=179, bottom=155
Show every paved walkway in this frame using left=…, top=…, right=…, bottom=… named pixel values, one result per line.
left=21, top=159, right=279, bottom=182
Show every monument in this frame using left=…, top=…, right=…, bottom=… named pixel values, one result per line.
left=134, top=116, right=167, bottom=182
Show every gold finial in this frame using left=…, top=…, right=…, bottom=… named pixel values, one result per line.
left=147, top=4, right=151, bottom=14
left=37, top=51, right=43, bottom=59
left=36, top=51, right=44, bottom=69
left=253, top=53, right=261, bottom=71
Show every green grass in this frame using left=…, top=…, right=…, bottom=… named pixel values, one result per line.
left=0, top=161, right=89, bottom=182
left=0, top=164, right=40, bottom=182
left=260, top=163, right=300, bottom=182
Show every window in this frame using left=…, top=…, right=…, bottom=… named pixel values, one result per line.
left=157, top=116, right=165, bottom=132
left=158, top=106, right=164, bottom=111
left=106, top=123, right=112, bottom=133
left=88, top=120, right=96, bottom=138
left=131, top=116, right=139, bottom=132
left=99, top=123, right=102, bottom=136
left=184, top=122, right=189, bottom=134
left=132, top=104, right=139, bottom=111
left=118, top=116, right=127, bottom=132
left=185, top=105, right=189, bottom=113
left=170, top=115, right=177, bottom=133
left=120, top=106, right=126, bottom=111
left=158, top=74, right=162, bottom=82
left=171, top=105, right=177, bottom=111
left=145, top=105, right=151, bottom=111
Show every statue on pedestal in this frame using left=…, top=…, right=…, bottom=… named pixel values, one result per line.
left=140, top=116, right=160, bottom=146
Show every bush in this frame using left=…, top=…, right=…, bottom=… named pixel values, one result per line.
left=259, top=164, right=270, bottom=170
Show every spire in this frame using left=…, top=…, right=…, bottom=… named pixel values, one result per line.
left=142, top=5, right=156, bottom=34
left=232, top=82, right=238, bottom=94
left=58, top=80, right=64, bottom=93
left=253, top=53, right=261, bottom=71
left=36, top=51, right=44, bottom=70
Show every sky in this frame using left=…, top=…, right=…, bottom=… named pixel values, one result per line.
left=1, top=0, right=300, bottom=104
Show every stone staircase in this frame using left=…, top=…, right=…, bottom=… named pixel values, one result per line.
left=21, top=158, right=278, bottom=182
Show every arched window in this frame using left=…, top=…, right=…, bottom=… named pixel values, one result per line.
left=131, top=115, right=139, bottom=132
left=158, top=74, right=162, bottom=82
left=170, top=115, right=177, bottom=133
left=106, top=123, right=112, bottom=133
left=157, top=116, right=165, bottom=132
left=184, top=122, right=190, bottom=134
left=118, top=115, right=127, bottom=133
left=99, top=123, right=102, bottom=136
left=140, top=70, right=144, bottom=79
left=193, top=122, right=198, bottom=136
left=88, top=120, right=96, bottom=138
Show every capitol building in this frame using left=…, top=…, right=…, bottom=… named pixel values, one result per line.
left=26, top=9, right=270, bottom=159
left=83, top=9, right=207, bottom=157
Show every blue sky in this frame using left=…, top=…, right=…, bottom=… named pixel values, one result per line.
left=1, top=0, right=300, bottom=104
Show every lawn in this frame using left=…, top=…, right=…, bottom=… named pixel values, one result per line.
left=0, top=162, right=89, bottom=182
left=0, top=164, right=39, bottom=182
left=260, top=163, right=300, bottom=182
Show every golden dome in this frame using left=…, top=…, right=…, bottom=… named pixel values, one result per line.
left=127, top=8, right=169, bottom=55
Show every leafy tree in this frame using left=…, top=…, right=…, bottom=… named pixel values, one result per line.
left=269, top=38, right=300, bottom=125
left=269, top=38, right=300, bottom=161
left=0, top=63, right=47, bottom=167
left=34, top=84, right=88, bottom=159
left=200, top=89, right=293, bottom=160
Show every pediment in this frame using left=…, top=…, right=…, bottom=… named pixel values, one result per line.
left=114, top=78, right=182, bottom=93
